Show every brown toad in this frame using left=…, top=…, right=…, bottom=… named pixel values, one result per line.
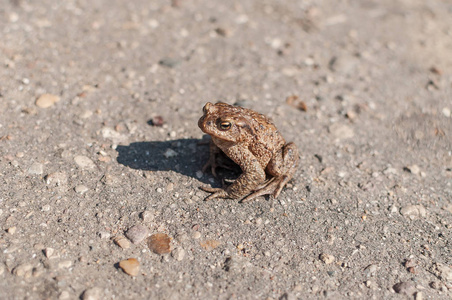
left=198, top=102, right=299, bottom=202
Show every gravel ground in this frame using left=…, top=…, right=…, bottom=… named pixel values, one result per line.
left=1, top=0, right=451, bottom=299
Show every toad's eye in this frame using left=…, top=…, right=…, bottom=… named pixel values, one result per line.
left=219, top=121, right=231, bottom=130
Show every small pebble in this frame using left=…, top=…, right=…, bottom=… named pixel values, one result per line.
left=44, top=247, right=56, bottom=258
left=140, top=210, right=155, bottom=222
left=119, top=258, right=140, bottom=276
left=163, top=148, right=177, bottom=158
left=101, top=127, right=128, bottom=144
left=7, top=226, right=16, bottom=234
left=404, top=165, right=420, bottom=175
left=58, top=260, right=72, bottom=269
left=125, top=225, right=149, bottom=244
left=158, top=57, right=180, bottom=68
left=414, top=291, right=423, bottom=300
left=36, top=94, right=60, bottom=108
left=192, top=231, right=201, bottom=239
left=9, top=12, right=19, bottom=22
left=113, top=236, right=131, bottom=249
left=393, top=281, right=416, bottom=296
left=345, top=110, right=357, bottom=120
left=400, top=205, right=426, bottom=219
left=329, top=123, right=354, bottom=140
left=389, top=205, right=398, bottom=214
left=28, top=162, right=44, bottom=175
left=442, top=107, right=451, bottom=118
left=41, top=205, right=51, bottom=212
left=364, top=264, right=378, bottom=276
left=430, top=281, right=443, bottom=290
left=74, top=156, right=96, bottom=170
left=148, top=19, right=159, bottom=29
left=81, top=287, right=103, bottom=300
left=430, top=263, right=452, bottom=281
left=404, top=259, right=416, bottom=268
left=34, top=243, right=44, bottom=250
left=200, top=240, right=221, bottom=251
left=80, top=110, right=93, bottom=119
left=215, top=27, right=229, bottom=37
left=13, top=263, right=33, bottom=277
left=172, top=248, right=186, bottom=261
left=59, top=291, right=71, bottom=300
left=150, top=116, right=165, bottom=127
left=147, top=233, right=171, bottom=254
left=75, top=185, right=89, bottom=194
left=98, top=231, right=110, bottom=239
left=383, top=167, right=397, bottom=175
left=319, top=253, right=335, bottom=264
left=45, top=172, right=68, bottom=186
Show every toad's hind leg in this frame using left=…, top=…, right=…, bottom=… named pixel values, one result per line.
left=242, top=142, right=299, bottom=202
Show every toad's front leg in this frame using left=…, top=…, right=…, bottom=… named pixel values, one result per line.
left=201, top=145, right=267, bottom=201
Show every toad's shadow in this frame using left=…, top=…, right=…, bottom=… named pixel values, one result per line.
left=116, top=138, right=228, bottom=184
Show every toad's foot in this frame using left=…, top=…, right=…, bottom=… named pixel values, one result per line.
left=240, top=175, right=291, bottom=203
left=199, top=186, right=229, bottom=201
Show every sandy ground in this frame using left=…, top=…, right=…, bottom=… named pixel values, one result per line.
left=1, top=0, right=451, bottom=299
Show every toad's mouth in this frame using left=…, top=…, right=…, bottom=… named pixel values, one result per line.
left=198, top=115, right=207, bottom=130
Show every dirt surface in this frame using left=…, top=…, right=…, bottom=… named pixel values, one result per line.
left=1, top=0, right=451, bottom=299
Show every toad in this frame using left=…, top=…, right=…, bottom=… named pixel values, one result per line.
left=198, top=102, right=299, bottom=202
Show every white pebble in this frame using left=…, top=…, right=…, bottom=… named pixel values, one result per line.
left=44, top=247, right=55, bottom=258
left=172, top=248, right=186, bottom=261
left=13, top=263, right=33, bottom=277
left=58, top=260, right=73, bottom=269
left=148, top=19, right=159, bottom=28
left=59, top=291, right=71, bottom=300
left=75, top=185, right=89, bottom=194
left=98, top=231, right=111, bottom=239
left=35, top=94, right=60, bottom=108
left=82, top=287, right=103, bottom=300
left=80, top=110, right=93, bottom=119
left=74, top=155, right=96, bottom=170
left=400, top=205, right=426, bottom=219
left=28, top=162, right=44, bottom=175
left=406, top=165, right=420, bottom=175
left=192, top=231, right=201, bottom=239
left=140, top=210, right=155, bottom=222
left=319, top=253, right=335, bottom=264
left=41, top=205, right=51, bottom=212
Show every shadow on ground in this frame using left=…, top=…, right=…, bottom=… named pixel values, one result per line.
left=116, top=138, right=217, bottom=184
